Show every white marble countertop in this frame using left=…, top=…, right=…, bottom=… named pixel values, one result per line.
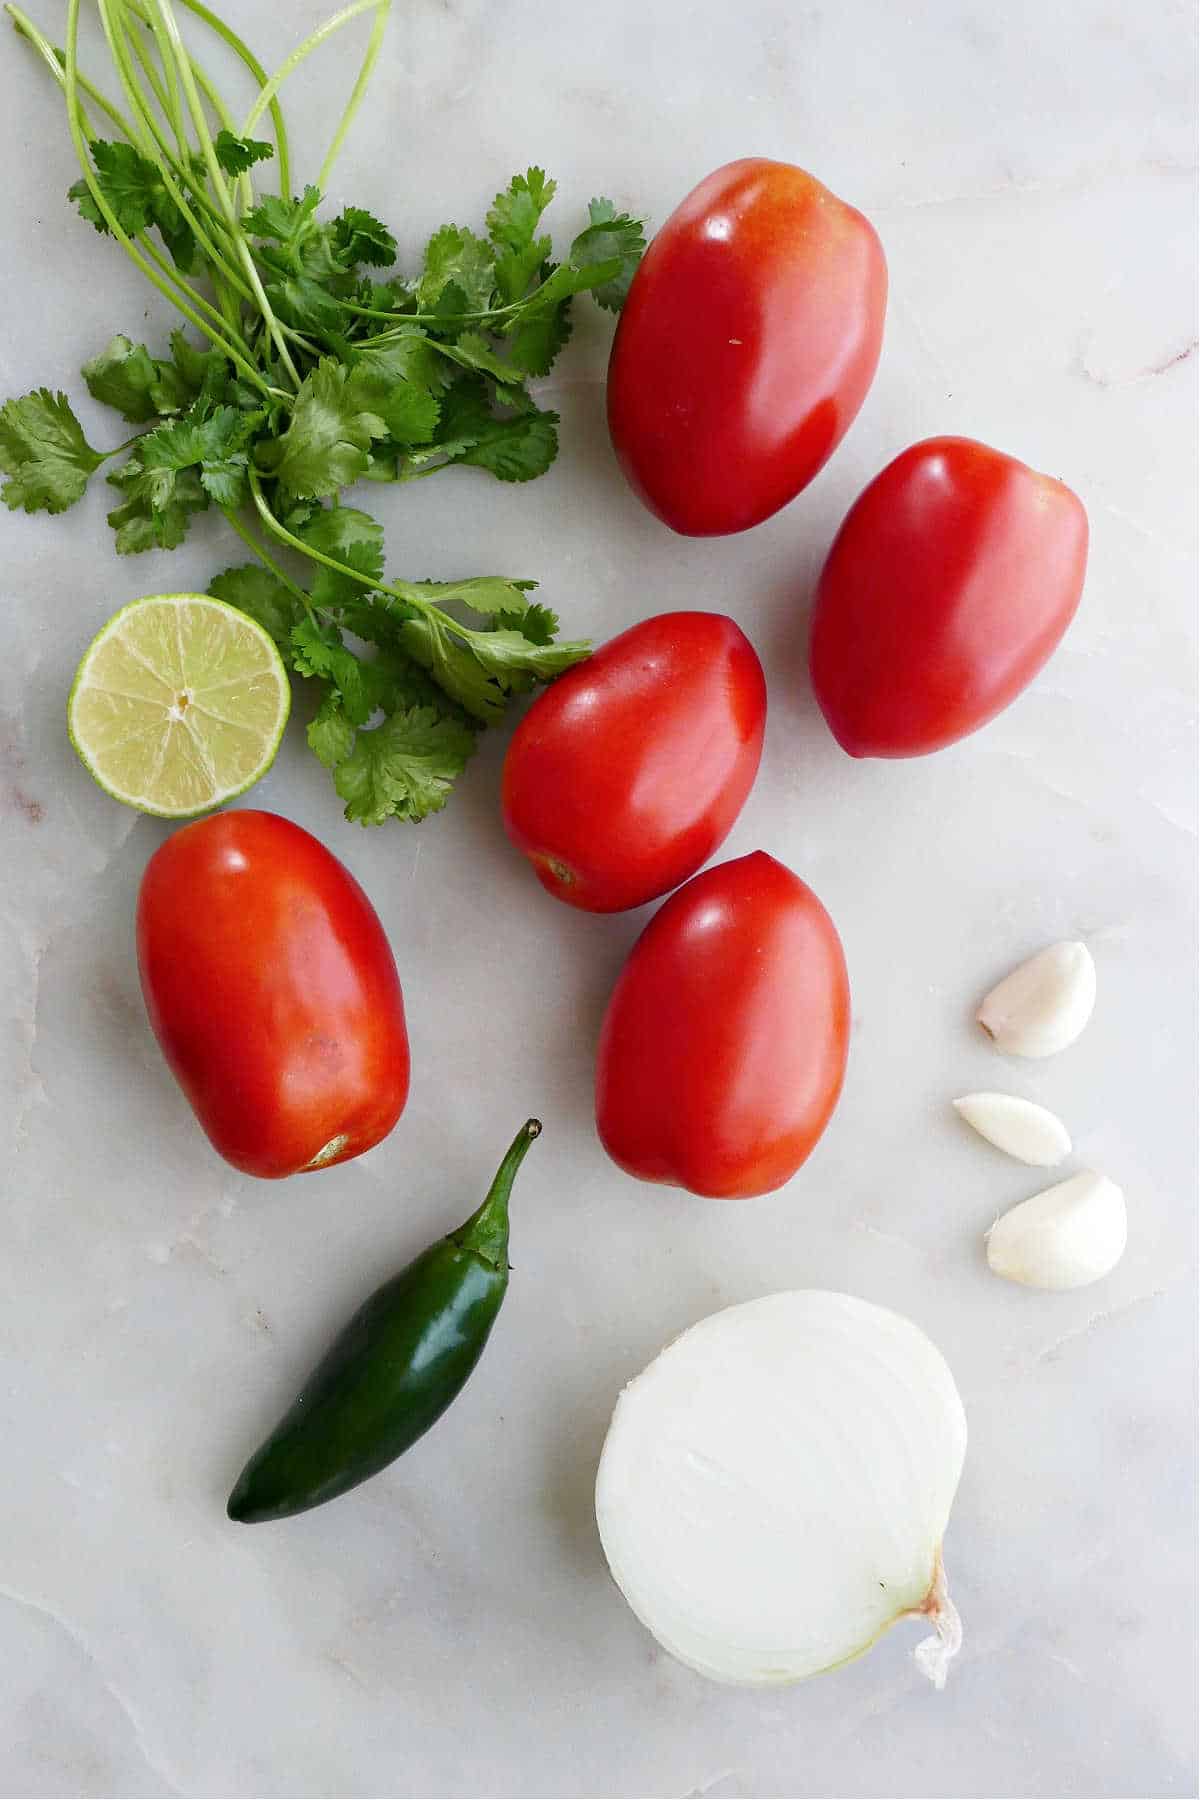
left=1, top=2, right=1196, bottom=1795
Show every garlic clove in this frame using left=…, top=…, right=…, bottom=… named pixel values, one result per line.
left=986, top=1170, right=1127, bottom=1290
left=953, top=1092, right=1072, bottom=1166
left=977, top=940, right=1096, bottom=1058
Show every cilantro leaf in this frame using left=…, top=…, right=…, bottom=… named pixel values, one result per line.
left=333, top=704, right=476, bottom=824
left=153, top=200, right=198, bottom=274
left=508, top=301, right=572, bottom=377
left=213, top=129, right=274, bottom=176
left=470, top=626, right=590, bottom=683
left=69, top=141, right=197, bottom=271
left=0, top=388, right=104, bottom=513
left=164, top=330, right=230, bottom=408
left=570, top=199, right=646, bottom=310
left=488, top=167, right=556, bottom=251
left=137, top=404, right=258, bottom=508
left=404, top=574, right=539, bottom=616
left=69, top=141, right=159, bottom=237
left=430, top=330, right=522, bottom=385
left=488, top=167, right=556, bottom=304
left=429, top=278, right=470, bottom=326
left=105, top=458, right=207, bottom=552
left=416, top=224, right=496, bottom=314
left=344, top=361, right=441, bottom=447
left=354, top=332, right=454, bottom=393
left=419, top=371, right=493, bottom=452
left=364, top=641, right=474, bottom=720
left=291, top=616, right=376, bottom=724
left=298, top=503, right=385, bottom=606
left=139, top=404, right=254, bottom=473
left=197, top=456, right=250, bottom=506
left=208, top=564, right=299, bottom=648
left=313, top=536, right=386, bottom=608
left=332, top=206, right=397, bottom=269
left=262, top=272, right=345, bottom=335
left=397, top=608, right=587, bottom=723
left=264, top=358, right=387, bottom=496
left=454, top=406, right=558, bottom=482
left=494, top=600, right=560, bottom=644
left=519, top=256, right=623, bottom=314
left=81, top=335, right=162, bottom=423
left=396, top=613, right=512, bottom=723
left=308, top=687, right=357, bottom=769
left=67, top=176, right=106, bottom=234
left=377, top=381, right=441, bottom=447
left=243, top=183, right=323, bottom=247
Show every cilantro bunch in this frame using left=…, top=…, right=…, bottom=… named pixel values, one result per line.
left=0, top=0, right=645, bottom=823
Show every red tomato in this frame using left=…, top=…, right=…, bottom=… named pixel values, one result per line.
left=607, top=158, right=887, bottom=536
left=136, top=811, right=409, bottom=1178
left=809, top=436, right=1089, bottom=757
left=595, top=852, right=850, bottom=1197
left=501, top=612, right=767, bottom=913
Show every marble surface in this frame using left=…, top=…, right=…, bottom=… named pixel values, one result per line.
left=1, top=2, right=1196, bottom=1795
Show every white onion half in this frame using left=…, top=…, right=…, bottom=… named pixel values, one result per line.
left=595, top=1291, right=967, bottom=1688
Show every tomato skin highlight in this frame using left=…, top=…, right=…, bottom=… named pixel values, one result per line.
left=606, top=158, right=887, bottom=537
left=809, top=436, right=1089, bottom=758
left=501, top=612, right=767, bottom=914
left=136, top=810, right=410, bottom=1178
left=595, top=852, right=850, bottom=1198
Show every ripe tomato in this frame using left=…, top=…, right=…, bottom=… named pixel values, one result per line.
left=501, top=612, right=767, bottom=913
left=136, top=811, right=409, bottom=1178
left=606, top=158, right=887, bottom=536
left=595, top=852, right=850, bottom=1198
left=809, top=436, right=1089, bottom=757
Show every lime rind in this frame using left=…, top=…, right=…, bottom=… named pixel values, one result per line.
left=67, top=592, right=291, bottom=819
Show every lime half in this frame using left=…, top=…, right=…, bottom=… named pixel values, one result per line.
left=68, top=593, right=291, bottom=818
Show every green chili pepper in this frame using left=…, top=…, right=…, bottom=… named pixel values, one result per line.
left=227, top=1118, right=542, bottom=1524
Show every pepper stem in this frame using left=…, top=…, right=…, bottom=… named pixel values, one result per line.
left=452, top=1119, right=542, bottom=1268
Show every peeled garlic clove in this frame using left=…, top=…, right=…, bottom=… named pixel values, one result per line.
left=986, top=1170, right=1126, bottom=1290
left=977, top=941, right=1096, bottom=1058
left=953, top=1092, right=1071, bottom=1166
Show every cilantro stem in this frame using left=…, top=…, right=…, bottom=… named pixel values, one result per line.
left=248, top=467, right=384, bottom=592
left=246, top=471, right=525, bottom=648
left=5, top=5, right=138, bottom=142
left=10, top=0, right=241, bottom=273
left=240, top=0, right=382, bottom=142
left=317, top=0, right=390, bottom=195
left=351, top=290, right=539, bottom=330
left=99, top=0, right=257, bottom=312
left=121, top=7, right=248, bottom=327
left=154, top=28, right=259, bottom=215
left=149, top=0, right=303, bottom=389
left=122, top=1, right=188, bottom=158
left=7, top=1, right=254, bottom=346
left=141, top=0, right=291, bottom=197
left=137, top=229, right=243, bottom=340
left=220, top=505, right=318, bottom=622
left=64, top=0, right=272, bottom=397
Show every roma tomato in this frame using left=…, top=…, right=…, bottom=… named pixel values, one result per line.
left=607, top=158, right=887, bottom=536
left=501, top=612, right=767, bottom=913
left=136, top=811, right=409, bottom=1178
left=595, top=852, right=850, bottom=1198
left=809, top=436, right=1089, bottom=757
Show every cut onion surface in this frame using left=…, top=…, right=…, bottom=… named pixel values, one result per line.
left=595, top=1291, right=967, bottom=1688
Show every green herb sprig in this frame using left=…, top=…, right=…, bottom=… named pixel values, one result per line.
left=0, top=0, right=645, bottom=822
